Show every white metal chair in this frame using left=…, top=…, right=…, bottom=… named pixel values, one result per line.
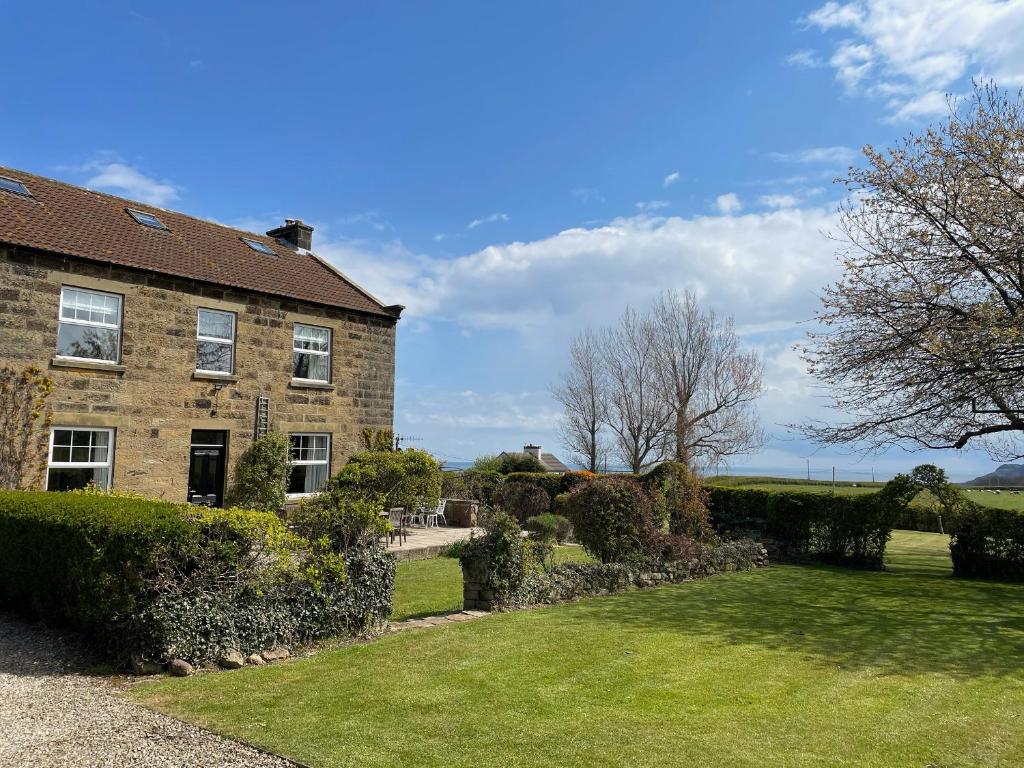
left=424, top=498, right=448, bottom=528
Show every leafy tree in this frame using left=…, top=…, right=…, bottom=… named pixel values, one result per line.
left=802, top=84, right=1024, bottom=459
left=0, top=367, right=54, bottom=490
left=336, top=448, right=442, bottom=511
left=225, top=432, right=292, bottom=512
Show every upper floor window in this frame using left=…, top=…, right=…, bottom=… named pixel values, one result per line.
left=56, top=287, right=122, bottom=363
left=288, top=433, right=330, bottom=496
left=196, top=309, right=235, bottom=374
left=47, top=427, right=115, bottom=491
left=292, top=324, right=331, bottom=382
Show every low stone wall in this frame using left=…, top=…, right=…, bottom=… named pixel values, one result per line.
left=463, top=540, right=769, bottom=612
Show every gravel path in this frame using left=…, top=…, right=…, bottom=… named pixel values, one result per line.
left=0, top=615, right=297, bottom=768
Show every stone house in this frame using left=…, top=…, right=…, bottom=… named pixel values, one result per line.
left=0, top=167, right=402, bottom=506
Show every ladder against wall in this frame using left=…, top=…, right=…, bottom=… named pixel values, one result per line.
left=254, top=395, right=271, bottom=439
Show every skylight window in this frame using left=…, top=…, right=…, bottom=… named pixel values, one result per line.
left=126, top=208, right=167, bottom=229
left=240, top=237, right=276, bottom=255
left=0, top=176, right=31, bottom=197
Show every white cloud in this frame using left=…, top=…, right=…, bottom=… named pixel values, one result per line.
left=786, top=49, right=825, bottom=68
left=663, top=171, right=681, bottom=187
left=759, top=194, right=799, bottom=209
left=467, top=212, right=509, bottom=230
left=80, top=160, right=181, bottom=207
left=713, top=193, right=742, bottom=215
left=770, top=145, right=858, bottom=165
left=801, top=0, right=1024, bottom=119
left=635, top=200, right=670, bottom=211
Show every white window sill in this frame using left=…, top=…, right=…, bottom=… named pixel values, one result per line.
left=193, top=370, right=238, bottom=383
left=51, top=357, right=126, bottom=373
left=289, top=378, right=334, bottom=390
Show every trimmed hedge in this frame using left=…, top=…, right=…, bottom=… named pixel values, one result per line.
left=0, top=491, right=394, bottom=666
left=706, top=486, right=897, bottom=569
left=950, top=505, right=1024, bottom=581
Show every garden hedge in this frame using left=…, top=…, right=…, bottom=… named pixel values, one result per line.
left=0, top=490, right=394, bottom=666
left=949, top=504, right=1024, bottom=581
left=706, top=486, right=897, bottom=569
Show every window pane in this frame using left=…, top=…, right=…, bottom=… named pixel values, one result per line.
left=198, top=310, right=233, bottom=340
left=197, top=340, right=233, bottom=372
left=293, top=352, right=329, bottom=381
left=48, top=466, right=110, bottom=492
left=61, top=288, right=119, bottom=326
left=51, top=446, right=71, bottom=463
left=57, top=323, right=119, bottom=361
left=53, top=429, right=74, bottom=448
left=293, top=325, right=329, bottom=352
left=288, top=463, right=328, bottom=495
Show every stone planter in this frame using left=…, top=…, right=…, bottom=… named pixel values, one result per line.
left=444, top=499, right=478, bottom=527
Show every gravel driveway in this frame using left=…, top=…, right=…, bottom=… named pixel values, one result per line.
left=0, top=615, right=297, bottom=768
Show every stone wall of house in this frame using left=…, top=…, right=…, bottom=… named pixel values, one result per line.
left=0, top=245, right=398, bottom=501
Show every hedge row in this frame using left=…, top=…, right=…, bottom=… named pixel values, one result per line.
left=706, top=486, right=896, bottom=569
left=949, top=505, right=1024, bottom=581
left=0, top=491, right=394, bottom=666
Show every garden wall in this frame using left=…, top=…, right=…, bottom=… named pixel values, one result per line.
left=462, top=540, right=768, bottom=612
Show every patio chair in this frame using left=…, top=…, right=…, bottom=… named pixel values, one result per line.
left=424, top=498, right=448, bottom=528
left=388, top=507, right=407, bottom=546
left=406, top=506, right=426, bottom=527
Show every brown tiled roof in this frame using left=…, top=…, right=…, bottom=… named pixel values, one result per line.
left=0, top=166, right=400, bottom=318
left=498, top=450, right=573, bottom=473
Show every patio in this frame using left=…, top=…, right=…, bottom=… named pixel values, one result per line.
left=386, top=524, right=479, bottom=561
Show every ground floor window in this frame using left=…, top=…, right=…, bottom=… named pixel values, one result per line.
left=288, top=433, right=330, bottom=496
left=47, top=427, right=115, bottom=491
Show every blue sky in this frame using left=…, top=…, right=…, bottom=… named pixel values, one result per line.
left=3, top=0, right=1023, bottom=480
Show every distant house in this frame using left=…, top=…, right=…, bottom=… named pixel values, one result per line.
left=499, top=444, right=571, bottom=473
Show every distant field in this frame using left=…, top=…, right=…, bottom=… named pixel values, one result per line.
left=707, top=475, right=1024, bottom=512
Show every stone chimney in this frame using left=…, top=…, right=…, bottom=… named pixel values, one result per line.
left=267, top=219, right=314, bottom=250
left=524, top=444, right=542, bottom=460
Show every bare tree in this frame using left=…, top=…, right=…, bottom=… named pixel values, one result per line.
left=602, top=308, right=672, bottom=472
left=651, top=290, right=765, bottom=468
left=802, top=83, right=1024, bottom=459
left=552, top=328, right=608, bottom=472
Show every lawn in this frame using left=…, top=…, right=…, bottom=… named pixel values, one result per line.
left=134, top=532, right=1024, bottom=767
left=708, top=474, right=1024, bottom=511
left=391, top=545, right=593, bottom=621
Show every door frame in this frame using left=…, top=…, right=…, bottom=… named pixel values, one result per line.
left=187, top=429, right=228, bottom=507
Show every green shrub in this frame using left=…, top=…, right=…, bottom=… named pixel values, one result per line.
left=474, top=452, right=546, bottom=474
left=459, top=510, right=540, bottom=609
left=706, top=485, right=905, bottom=569
left=495, top=480, right=551, bottom=523
left=288, top=482, right=389, bottom=551
left=225, top=431, right=292, bottom=512
left=561, top=476, right=662, bottom=564
left=949, top=504, right=1024, bottom=581
left=641, top=462, right=715, bottom=540
left=524, top=513, right=573, bottom=544
left=0, top=490, right=394, bottom=665
left=335, top=448, right=441, bottom=511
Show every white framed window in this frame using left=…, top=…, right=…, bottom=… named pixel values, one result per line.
left=292, top=324, right=331, bottom=383
left=288, top=433, right=330, bottom=496
left=196, top=309, right=235, bottom=374
left=47, top=427, right=115, bottom=491
left=56, top=287, right=122, bottom=363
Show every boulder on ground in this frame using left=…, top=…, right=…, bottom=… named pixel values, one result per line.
left=167, top=658, right=194, bottom=677
left=260, top=647, right=291, bottom=662
left=245, top=653, right=265, bottom=666
left=218, top=650, right=245, bottom=669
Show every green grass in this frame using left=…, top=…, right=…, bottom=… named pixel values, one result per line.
left=391, top=545, right=594, bottom=621
left=709, top=475, right=1024, bottom=511
left=134, top=532, right=1024, bottom=767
